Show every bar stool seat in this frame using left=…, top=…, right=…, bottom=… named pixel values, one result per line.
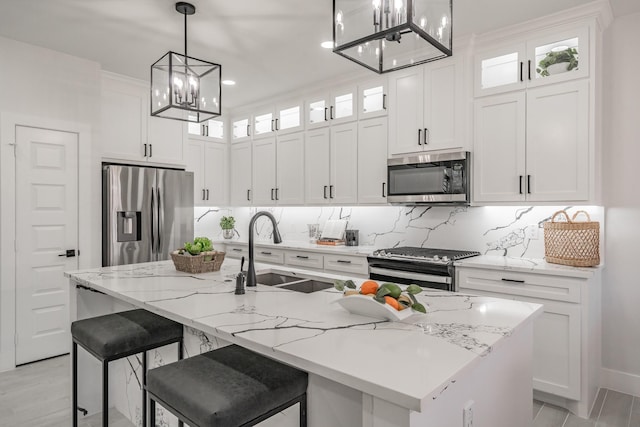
left=146, top=344, right=308, bottom=427
left=71, top=309, right=183, bottom=426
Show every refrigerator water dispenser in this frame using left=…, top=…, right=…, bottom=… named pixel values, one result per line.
left=117, top=211, right=141, bottom=242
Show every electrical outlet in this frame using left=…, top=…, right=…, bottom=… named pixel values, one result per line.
left=526, top=224, right=539, bottom=240
left=463, top=400, right=474, bottom=427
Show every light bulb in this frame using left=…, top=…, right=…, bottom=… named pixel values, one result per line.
left=420, top=17, right=426, bottom=28
left=395, top=0, right=403, bottom=12
left=173, top=77, right=184, bottom=89
left=441, top=16, right=448, bottom=27
left=372, top=0, right=381, bottom=9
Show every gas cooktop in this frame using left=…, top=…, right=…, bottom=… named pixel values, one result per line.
left=371, top=247, right=481, bottom=264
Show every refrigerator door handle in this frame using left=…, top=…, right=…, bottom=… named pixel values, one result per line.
left=150, top=187, right=156, bottom=255
left=157, top=187, right=162, bottom=255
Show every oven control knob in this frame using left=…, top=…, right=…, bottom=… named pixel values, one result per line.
left=433, top=255, right=440, bottom=261
left=376, top=250, right=385, bottom=257
left=442, top=256, right=449, bottom=262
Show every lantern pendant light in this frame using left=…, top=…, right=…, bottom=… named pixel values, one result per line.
left=333, top=0, right=452, bottom=73
left=150, top=2, right=222, bottom=123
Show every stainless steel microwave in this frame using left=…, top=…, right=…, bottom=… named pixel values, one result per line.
left=387, top=151, right=470, bottom=205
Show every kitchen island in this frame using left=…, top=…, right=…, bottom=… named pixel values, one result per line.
left=67, top=259, right=542, bottom=427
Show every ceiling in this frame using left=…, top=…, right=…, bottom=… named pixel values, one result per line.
left=0, top=0, right=638, bottom=110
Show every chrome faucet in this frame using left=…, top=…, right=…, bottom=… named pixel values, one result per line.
left=246, top=211, right=282, bottom=287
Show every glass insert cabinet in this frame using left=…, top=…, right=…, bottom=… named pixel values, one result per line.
left=474, top=26, right=589, bottom=97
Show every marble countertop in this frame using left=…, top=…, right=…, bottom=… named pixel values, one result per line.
left=214, top=239, right=377, bottom=257
left=66, top=259, right=542, bottom=412
left=455, top=255, right=600, bottom=279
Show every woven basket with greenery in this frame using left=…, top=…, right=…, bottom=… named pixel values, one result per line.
left=171, top=250, right=225, bottom=274
left=543, top=210, right=599, bottom=267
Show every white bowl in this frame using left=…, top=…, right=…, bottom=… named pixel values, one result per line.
left=333, top=294, right=416, bottom=321
left=546, top=62, right=570, bottom=75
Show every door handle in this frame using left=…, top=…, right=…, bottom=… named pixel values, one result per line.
left=275, top=188, right=279, bottom=201
left=156, top=187, right=162, bottom=254
left=206, top=189, right=209, bottom=200
left=527, top=175, right=531, bottom=194
left=324, top=185, right=328, bottom=199
left=423, top=128, right=429, bottom=145
left=246, top=124, right=250, bottom=137
left=247, top=189, right=251, bottom=201
left=144, top=143, right=148, bottom=157
left=58, top=249, right=76, bottom=258
left=528, top=60, right=532, bottom=80
left=324, top=107, right=328, bottom=121
left=382, top=182, right=386, bottom=197
left=296, top=255, right=309, bottom=259
left=519, top=176, right=523, bottom=194
left=501, top=278, right=525, bottom=284
left=271, top=188, right=275, bottom=200
left=418, top=129, right=422, bottom=145
left=261, top=251, right=272, bottom=255
left=520, top=61, right=524, bottom=82
left=271, top=119, right=275, bottom=132
left=150, top=187, right=155, bottom=254
left=275, top=118, right=279, bottom=130
left=382, top=93, right=387, bottom=110
left=337, top=259, right=352, bottom=264
left=329, top=185, right=334, bottom=199
left=330, top=105, right=334, bottom=120
left=202, top=189, right=206, bottom=200
left=232, top=248, right=242, bottom=252
left=149, top=144, right=152, bottom=158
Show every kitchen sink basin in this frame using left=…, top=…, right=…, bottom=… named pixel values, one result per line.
left=279, top=280, right=334, bottom=294
left=256, top=273, right=301, bottom=286
left=255, top=272, right=333, bottom=293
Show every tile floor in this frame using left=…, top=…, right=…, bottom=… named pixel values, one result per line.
left=1, top=354, right=638, bottom=426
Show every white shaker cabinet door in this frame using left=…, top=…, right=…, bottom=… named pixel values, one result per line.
left=185, top=139, right=206, bottom=204
left=330, top=122, right=358, bottom=205
left=423, top=58, right=462, bottom=152
left=473, top=92, right=526, bottom=202
left=525, top=80, right=589, bottom=202
left=357, top=117, right=388, bottom=204
left=304, top=128, right=331, bottom=204
left=276, top=132, right=305, bottom=205
left=203, top=142, right=228, bottom=206
left=388, top=66, right=424, bottom=156
left=252, top=136, right=277, bottom=206
left=230, top=141, right=252, bottom=206
left=146, top=115, right=185, bottom=165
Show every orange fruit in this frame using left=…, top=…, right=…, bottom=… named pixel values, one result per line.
left=384, top=296, right=400, bottom=311
left=360, top=280, right=379, bottom=295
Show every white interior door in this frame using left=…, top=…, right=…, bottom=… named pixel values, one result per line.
left=15, top=126, right=78, bottom=365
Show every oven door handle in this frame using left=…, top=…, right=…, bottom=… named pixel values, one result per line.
left=369, top=267, right=452, bottom=285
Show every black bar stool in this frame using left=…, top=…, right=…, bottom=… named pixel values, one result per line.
left=146, top=344, right=308, bottom=427
left=71, top=309, right=183, bottom=426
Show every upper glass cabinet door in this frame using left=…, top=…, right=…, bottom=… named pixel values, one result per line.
left=474, top=26, right=589, bottom=97
left=232, top=116, right=251, bottom=142
left=358, top=78, right=388, bottom=119
left=253, top=111, right=274, bottom=139
left=276, top=100, right=303, bottom=135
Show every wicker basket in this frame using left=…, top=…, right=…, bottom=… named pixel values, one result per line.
left=171, top=250, right=225, bottom=274
left=543, top=210, right=600, bottom=267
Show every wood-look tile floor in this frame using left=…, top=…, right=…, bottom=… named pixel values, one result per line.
left=1, top=354, right=639, bottom=426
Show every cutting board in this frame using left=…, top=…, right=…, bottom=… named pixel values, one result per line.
left=321, top=220, right=348, bottom=240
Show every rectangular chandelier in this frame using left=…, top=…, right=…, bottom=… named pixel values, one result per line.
left=333, top=0, right=452, bottom=74
left=151, top=52, right=221, bottom=123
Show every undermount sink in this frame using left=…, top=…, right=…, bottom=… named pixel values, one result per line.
left=255, top=273, right=301, bottom=286
left=255, top=272, right=333, bottom=293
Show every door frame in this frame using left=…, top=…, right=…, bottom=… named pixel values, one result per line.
left=0, top=113, right=93, bottom=371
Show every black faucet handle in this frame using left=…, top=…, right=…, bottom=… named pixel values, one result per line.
left=235, top=272, right=245, bottom=295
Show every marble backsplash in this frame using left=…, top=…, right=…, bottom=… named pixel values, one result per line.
left=194, top=205, right=604, bottom=259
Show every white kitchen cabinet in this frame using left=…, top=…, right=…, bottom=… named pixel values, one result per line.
left=305, top=85, right=358, bottom=130
left=186, top=139, right=228, bottom=206
left=101, top=73, right=185, bottom=166
left=474, top=26, right=589, bottom=97
left=388, top=57, right=463, bottom=156
left=188, top=118, right=224, bottom=141
left=304, top=123, right=357, bottom=205
left=284, top=251, right=324, bottom=270
left=358, top=78, right=388, bottom=120
left=474, top=80, right=589, bottom=203
left=229, top=141, right=252, bottom=206
left=252, top=99, right=304, bottom=140
left=457, top=267, right=582, bottom=400
left=231, top=113, right=252, bottom=142
left=357, top=117, right=388, bottom=204
left=252, top=136, right=277, bottom=205
left=323, top=254, right=368, bottom=276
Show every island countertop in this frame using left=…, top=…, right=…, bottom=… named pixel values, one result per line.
left=65, top=259, right=542, bottom=413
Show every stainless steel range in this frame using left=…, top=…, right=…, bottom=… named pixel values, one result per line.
left=367, top=247, right=481, bottom=292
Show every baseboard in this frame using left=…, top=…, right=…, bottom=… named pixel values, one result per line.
left=600, top=367, right=640, bottom=397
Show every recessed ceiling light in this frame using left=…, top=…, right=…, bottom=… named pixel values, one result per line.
left=222, top=80, right=236, bottom=86
left=321, top=41, right=334, bottom=49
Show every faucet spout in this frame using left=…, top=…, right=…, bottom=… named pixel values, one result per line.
left=246, top=211, right=282, bottom=287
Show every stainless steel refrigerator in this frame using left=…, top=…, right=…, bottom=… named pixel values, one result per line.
left=102, top=164, right=194, bottom=266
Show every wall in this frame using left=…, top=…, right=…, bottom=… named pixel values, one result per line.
left=600, top=12, right=640, bottom=395
left=0, top=36, right=102, bottom=370
left=195, top=205, right=604, bottom=259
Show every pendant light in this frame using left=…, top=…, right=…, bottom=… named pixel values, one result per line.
left=333, top=0, right=452, bottom=73
left=151, top=2, right=222, bottom=123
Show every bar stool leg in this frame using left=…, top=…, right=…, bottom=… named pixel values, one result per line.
left=103, top=361, right=109, bottom=427
left=142, top=352, right=147, bottom=427
left=72, top=342, right=78, bottom=427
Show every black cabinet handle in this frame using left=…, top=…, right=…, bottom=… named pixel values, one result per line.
left=246, top=124, right=250, bottom=137
left=324, top=107, right=328, bottom=121
left=519, top=176, right=523, bottom=194
left=528, top=60, right=532, bottom=80
left=329, top=185, right=334, bottom=199
left=271, top=188, right=275, bottom=200
left=232, top=248, right=242, bottom=252
left=275, top=188, right=279, bottom=201
left=501, top=278, right=525, bottom=284
left=337, top=259, right=352, bottom=264
left=382, top=182, right=386, bottom=197
left=271, top=119, right=275, bottom=132
left=144, top=143, right=147, bottom=157
left=261, top=251, right=272, bottom=255
left=330, top=105, right=334, bottom=120
left=275, top=118, right=279, bottom=130
left=202, top=189, right=206, bottom=200
left=418, top=129, right=422, bottom=145
left=205, top=124, right=209, bottom=136
left=247, top=189, right=251, bottom=201
left=323, top=185, right=328, bottom=199
left=527, top=175, right=531, bottom=194
left=149, top=144, right=152, bottom=157
left=423, top=128, right=429, bottom=145
left=59, top=249, right=76, bottom=257
left=206, top=189, right=209, bottom=200
left=520, top=61, right=524, bottom=82
left=296, top=255, right=309, bottom=259
left=382, top=93, right=387, bottom=110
